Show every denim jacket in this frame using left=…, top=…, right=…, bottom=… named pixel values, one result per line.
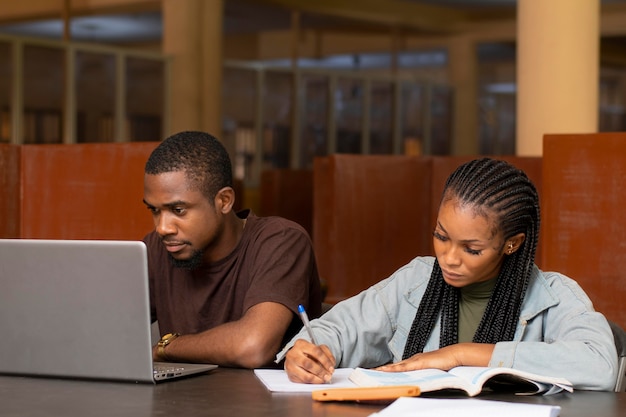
left=277, top=256, right=618, bottom=391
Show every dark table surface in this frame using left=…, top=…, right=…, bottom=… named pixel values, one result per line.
left=2, top=367, right=625, bottom=417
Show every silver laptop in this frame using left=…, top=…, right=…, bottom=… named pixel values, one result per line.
left=0, top=239, right=217, bottom=383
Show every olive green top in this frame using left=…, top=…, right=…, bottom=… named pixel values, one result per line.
left=458, top=278, right=497, bottom=343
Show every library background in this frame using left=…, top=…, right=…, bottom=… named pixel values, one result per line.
left=1, top=0, right=626, bottom=188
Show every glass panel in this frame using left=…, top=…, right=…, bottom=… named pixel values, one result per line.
left=126, top=56, right=164, bottom=142
left=23, top=44, right=64, bottom=144
left=477, top=42, right=516, bottom=155
left=478, top=92, right=516, bottom=155
left=299, top=74, right=328, bottom=169
left=262, top=70, right=292, bottom=170
left=223, top=67, right=258, bottom=182
left=0, top=41, right=11, bottom=143
left=369, top=80, right=393, bottom=154
left=429, top=85, right=453, bottom=156
left=599, top=69, right=626, bottom=132
left=75, top=51, right=116, bottom=143
left=335, top=77, right=363, bottom=154
left=400, top=81, right=425, bottom=156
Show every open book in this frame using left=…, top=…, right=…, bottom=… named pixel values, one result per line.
left=349, top=366, right=573, bottom=397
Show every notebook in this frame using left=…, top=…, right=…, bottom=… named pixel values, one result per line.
left=0, top=238, right=217, bottom=383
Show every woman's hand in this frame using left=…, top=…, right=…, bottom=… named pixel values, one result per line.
left=376, top=343, right=495, bottom=372
left=284, top=339, right=336, bottom=384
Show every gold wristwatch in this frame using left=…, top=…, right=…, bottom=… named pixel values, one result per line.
left=157, top=332, right=180, bottom=361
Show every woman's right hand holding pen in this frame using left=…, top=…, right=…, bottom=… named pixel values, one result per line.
left=284, top=339, right=336, bottom=384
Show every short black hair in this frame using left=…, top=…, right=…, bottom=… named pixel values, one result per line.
left=145, top=131, right=233, bottom=201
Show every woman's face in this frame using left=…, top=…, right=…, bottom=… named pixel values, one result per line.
left=433, top=197, right=507, bottom=288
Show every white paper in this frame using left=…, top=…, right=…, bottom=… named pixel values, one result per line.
left=254, top=368, right=357, bottom=392
left=368, top=396, right=561, bottom=417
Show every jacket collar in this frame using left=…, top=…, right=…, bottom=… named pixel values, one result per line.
left=518, top=264, right=559, bottom=321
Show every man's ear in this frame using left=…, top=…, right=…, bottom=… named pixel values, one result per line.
left=215, top=187, right=235, bottom=213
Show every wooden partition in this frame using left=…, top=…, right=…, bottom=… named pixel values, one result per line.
left=0, top=144, right=21, bottom=238
left=313, top=155, right=432, bottom=303
left=314, top=154, right=543, bottom=304
left=1, top=142, right=159, bottom=240
left=542, top=133, right=626, bottom=328
left=259, top=169, right=313, bottom=237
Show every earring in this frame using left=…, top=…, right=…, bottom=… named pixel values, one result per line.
left=508, top=242, right=513, bottom=254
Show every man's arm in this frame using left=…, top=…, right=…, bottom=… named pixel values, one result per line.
left=153, top=301, right=294, bottom=368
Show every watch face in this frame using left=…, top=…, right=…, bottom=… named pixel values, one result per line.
left=159, top=333, right=179, bottom=345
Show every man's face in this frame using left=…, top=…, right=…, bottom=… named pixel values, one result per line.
left=143, top=171, right=223, bottom=268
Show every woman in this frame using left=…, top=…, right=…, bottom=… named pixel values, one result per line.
left=277, top=158, right=618, bottom=390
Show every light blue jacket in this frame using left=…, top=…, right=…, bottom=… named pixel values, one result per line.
left=277, top=256, right=618, bottom=391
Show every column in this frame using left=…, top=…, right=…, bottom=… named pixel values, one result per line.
left=516, top=0, right=599, bottom=156
left=162, top=0, right=224, bottom=140
left=448, top=35, right=479, bottom=155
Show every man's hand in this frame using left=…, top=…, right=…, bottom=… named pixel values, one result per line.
left=284, top=339, right=336, bottom=384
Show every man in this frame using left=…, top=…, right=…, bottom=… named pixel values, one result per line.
left=143, top=131, right=322, bottom=368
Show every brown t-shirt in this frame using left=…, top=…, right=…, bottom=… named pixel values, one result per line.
left=143, top=211, right=322, bottom=347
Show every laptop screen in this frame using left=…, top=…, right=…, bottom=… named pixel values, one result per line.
left=0, top=239, right=157, bottom=383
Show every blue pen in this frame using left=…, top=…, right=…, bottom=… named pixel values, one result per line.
left=297, top=304, right=319, bottom=345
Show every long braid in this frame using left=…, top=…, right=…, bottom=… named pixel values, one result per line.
left=403, top=263, right=456, bottom=355
left=403, top=158, right=540, bottom=359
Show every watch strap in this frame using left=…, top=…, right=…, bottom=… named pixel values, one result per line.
left=157, top=332, right=180, bottom=361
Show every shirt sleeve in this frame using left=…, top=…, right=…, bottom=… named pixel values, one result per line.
left=489, top=272, right=618, bottom=391
left=276, top=260, right=426, bottom=367
left=242, top=219, right=319, bottom=316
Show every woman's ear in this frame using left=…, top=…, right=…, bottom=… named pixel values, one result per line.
left=215, top=187, right=235, bottom=214
left=505, top=233, right=526, bottom=255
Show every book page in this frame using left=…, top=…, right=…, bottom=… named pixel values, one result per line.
left=350, top=366, right=572, bottom=396
left=349, top=368, right=473, bottom=394
left=447, top=366, right=572, bottom=395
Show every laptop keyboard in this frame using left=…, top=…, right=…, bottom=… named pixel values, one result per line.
left=153, top=364, right=185, bottom=379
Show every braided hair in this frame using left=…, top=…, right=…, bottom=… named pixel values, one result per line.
left=145, top=131, right=233, bottom=202
left=402, top=158, right=540, bottom=359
